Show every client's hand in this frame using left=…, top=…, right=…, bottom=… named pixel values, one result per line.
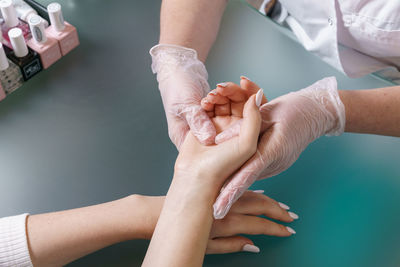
left=174, top=90, right=264, bottom=191
left=143, top=90, right=267, bottom=266
left=138, top=191, right=297, bottom=254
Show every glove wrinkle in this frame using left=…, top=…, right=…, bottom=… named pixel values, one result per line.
left=213, top=77, right=346, bottom=219
left=150, top=44, right=216, bottom=148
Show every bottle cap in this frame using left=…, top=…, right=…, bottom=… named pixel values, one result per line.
left=29, top=14, right=47, bottom=44
left=47, top=2, right=65, bottom=32
left=0, top=43, right=9, bottom=71
left=26, top=12, right=49, bottom=27
left=8, top=28, right=28, bottom=57
left=0, top=0, right=19, bottom=28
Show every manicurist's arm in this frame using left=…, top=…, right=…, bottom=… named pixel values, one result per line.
left=340, top=86, right=400, bottom=136
left=160, top=0, right=228, bottom=61
left=142, top=93, right=263, bottom=266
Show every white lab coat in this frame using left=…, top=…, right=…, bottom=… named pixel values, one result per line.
left=277, top=0, right=400, bottom=78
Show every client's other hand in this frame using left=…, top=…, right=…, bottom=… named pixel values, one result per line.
left=138, top=191, right=297, bottom=254
left=174, top=89, right=263, bottom=190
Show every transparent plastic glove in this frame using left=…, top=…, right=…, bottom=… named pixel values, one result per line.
left=150, top=44, right=216, bottom=149
left=213, top=77, right=345, bottom=219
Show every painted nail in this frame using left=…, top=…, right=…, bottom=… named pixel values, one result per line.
left=255, top=88, right=264, bottom=107
left=217, top=82, right=228, bottom=87
left=288, top=212, right=299, bottom=220
left=278, top=202, right=290, bottom=210
left=209, top=91, right=218, bottom=96
left=286, top=227, right=296, bottom=235
left=240, top=75, right=251, bottom=81
left=242, top=244, right=260, bottom=253
left=253, top=190, right=264, bottom=194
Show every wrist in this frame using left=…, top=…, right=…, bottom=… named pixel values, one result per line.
left=117, top=195, right=163, bottom=240
left=172, top=170, right=220, bottom=203
left=299, top=77, right=345, bottom=137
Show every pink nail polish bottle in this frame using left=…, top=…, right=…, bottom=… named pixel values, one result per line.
left=27, top=15, right=61, bottom=69
left=0, top=0, right=31, bottom=48
left=45, top=3, right=79, bottom=56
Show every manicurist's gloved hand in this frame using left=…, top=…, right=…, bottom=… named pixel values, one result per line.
left=211, top=77, right=346, bottom=219
left=150, top=44, right=216, bottom=149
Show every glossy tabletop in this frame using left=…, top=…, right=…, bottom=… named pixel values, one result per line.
left=0, top=1, right=399, bottom=266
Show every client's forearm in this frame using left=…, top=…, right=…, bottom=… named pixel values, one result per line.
left=142, top=173, right=217, bottom=267
left=27, top=195, right=155, bottom=267
left=339, top=86, right=400, bottom=136
left=160, top=0, right=228, bottom=61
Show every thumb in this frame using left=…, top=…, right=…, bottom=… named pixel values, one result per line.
left=180, top=104, right=216, bottom=145
left=238, top=90, right=263, bottom=154
left=216, top=88, right=264, bottom=144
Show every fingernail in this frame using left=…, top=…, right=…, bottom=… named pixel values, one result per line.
left=242, top=244, right=260, bottom=253
left=253, top=190, right=264, bottom=194
left=217, top=82, right=228, bottom=87
left=278, top=202, right=290, bottom=210
left=255, top=88, right=264, bottom=107
left=288, top=212, right=299, bottom=220
left=240, top=75, right=251, bottom=81
left=286, top=227, right=296, bottom=235
left=209, top=91, right=218, bottom=96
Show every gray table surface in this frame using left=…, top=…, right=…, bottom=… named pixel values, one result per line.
left=1, top=1, right=399, bottom=266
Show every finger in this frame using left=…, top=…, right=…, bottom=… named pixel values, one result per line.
left=181, top=105, right=216, bottom=145
left=206, top=236, right=258, bottom=255
left=217, top=82, right=248, bottom=117
left=230, top=191, right=296, bottom=223
left=215, top=87, right=265, bottom=144
left=231, top=101, right=245, bottom=117
left=207, top=90, right=229, bottom=105
left=216, top=82, right=248, bottom=102
left=206, top=111, right=214, bottom=118
left=213, top=213, right=294, bottom=238
left=238, top=93, right=262, bottom=156
left=240, top=76, right=268, bottom=104
left=215, top=103, right=231, bottom=116
left=201, top=98, right=214, bottom=112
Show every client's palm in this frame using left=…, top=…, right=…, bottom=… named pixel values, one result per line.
left=174, top=78, right=265, bottom=186
left=201, top=78, right=267, bottom=134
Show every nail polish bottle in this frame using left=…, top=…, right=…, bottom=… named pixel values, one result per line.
left=0, top=0, right=31, bottom=48
left=0, top=42, right=23, bottom=94
left=45, top=3, right=79, bottom=56
left=6, top=27, right=42, bottom=80
left=12, top=0, right=49, bottom=27
left=27, top=15, right=61, bottom=69
left=17, top=0, right=50, bottom=22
